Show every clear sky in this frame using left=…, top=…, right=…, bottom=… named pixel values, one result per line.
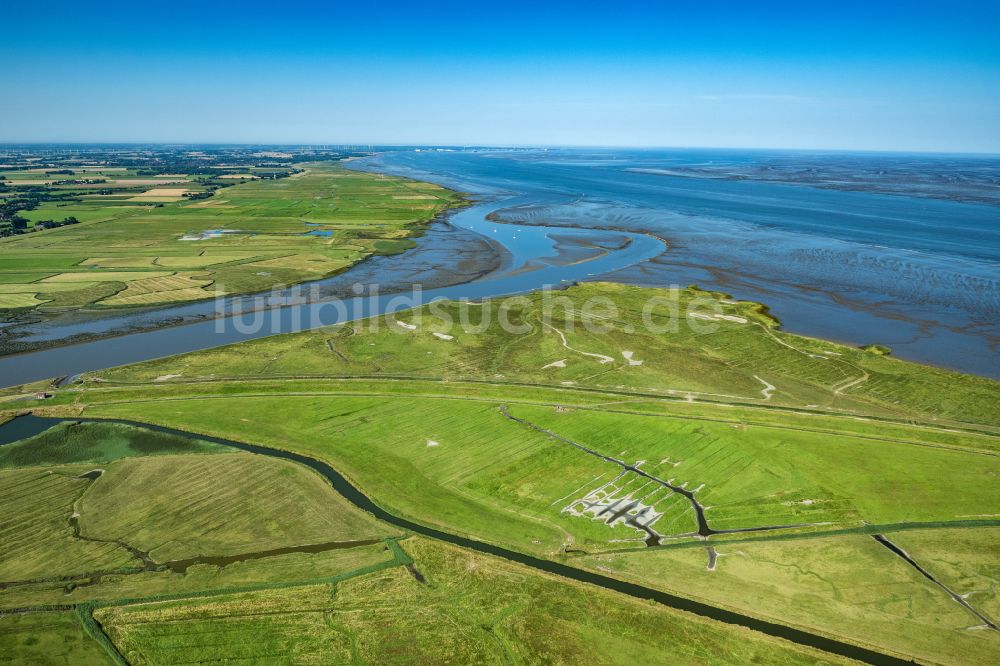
left=3, top=1, right=999, bottom=152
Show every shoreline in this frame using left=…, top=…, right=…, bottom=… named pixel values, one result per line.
left=0, top=172, right=499, bottom=359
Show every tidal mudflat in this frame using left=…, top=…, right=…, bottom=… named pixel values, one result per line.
left=356, top=149, right=1000, bottom=378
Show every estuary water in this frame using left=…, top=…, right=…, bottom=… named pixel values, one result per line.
left=0, top=148, right=996, bottom=386
left=356, top=149, right=1000, bottom=378
left=0, top=192, right=664, bottom=385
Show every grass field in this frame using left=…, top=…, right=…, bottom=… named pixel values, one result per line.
left=0, top=423, right=843, bottom=665
left=0, top=544, right=394, bottom=611
left=3, top=280, right=999, bottom=663
left=0, top=421, right=392, bottom=587
left=576, top=531, right=1000, bottom=665
left=0, top=612, right=113, bottom=665
left=69, top=393, right=1000, bottom=561
left=0, top=421, right=228, bottom=468
left=889, top=527, right=1000, bottom=623
left=78, top=451, right=391, bottom=561
left=0, top=465, right=136, bottom=581
left=94, top=537, right=845, bottom=665
left=0, top=163, right=461, bottom=315
left=90, top=282, right=1000, bottom=428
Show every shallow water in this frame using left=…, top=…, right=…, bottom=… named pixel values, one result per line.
left=0, top=148, right=996, bottom=385
left=0, top=195, right=664, bottom=385
left=358, top=149, right=1000, bottom=377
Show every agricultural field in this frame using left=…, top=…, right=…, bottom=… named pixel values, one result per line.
left=92, top=538, right=843, bottom=666
left=0, top=611, right=113, bottom=665
left=0, top=149, right=462, bottom=318
left=65, top=393, right=1000, bottom=558
left=2, top=282, right=999, bottom=663
left=0, top=421, right=840, bottom=665
left=575, top=531, right=1000, bottom=665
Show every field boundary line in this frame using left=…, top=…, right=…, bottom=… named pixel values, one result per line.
left=73, top=389, right=1000, bottom=458
left=77, top=373, right=1000, bottom=436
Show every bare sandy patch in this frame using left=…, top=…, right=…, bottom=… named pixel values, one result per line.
left=432, top=332, right=454, bottom=341
left=621, top=351, right=644, bottom=366
left=690, top=312, right=747, bottom=324
left=153, top=374, right=183, bottom=382
left=542, top=359, right=567, bottom=369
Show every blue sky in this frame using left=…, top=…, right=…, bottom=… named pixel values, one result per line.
left=3, top=1, right=999, bottom=151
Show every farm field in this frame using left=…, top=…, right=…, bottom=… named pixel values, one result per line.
left=93, top=538, right=843, bottom=665
left=0, top=160, right=461, bottom=317
left=3, top=282, right=999, bottom=663
left=575, top=530, right=1000, bottom=665
left=0, top=611, right=113, bottom=665
left=0, top=422, right=842, bottom=665
left=67, top=394, right=1000, bottom=557
left=0, top=421, right=396, bottom=587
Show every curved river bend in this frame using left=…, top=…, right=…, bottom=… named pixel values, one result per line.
left=2, top=148, right=998, bottom=385
left=0, top=415, right=912, bottom=665
left=0, top=194, right=664, bottom=387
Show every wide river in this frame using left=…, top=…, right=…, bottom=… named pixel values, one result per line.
left=0, top=148, right=997, bottom=385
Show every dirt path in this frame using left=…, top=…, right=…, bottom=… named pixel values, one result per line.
left=542, top=322, right=615, bottom=364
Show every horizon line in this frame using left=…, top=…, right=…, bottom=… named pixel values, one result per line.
left=0, top=141, right=998, bottom=158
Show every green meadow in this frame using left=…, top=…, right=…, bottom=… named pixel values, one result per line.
left=93, top=538, right=844, bottom=666
left=0, top=163, right=461, bottom=314
left=577, top=530, right=1000, bottom=665
left=2, top=282, right=998, bottom=663
left=0, top=421, right=839, bottom=665
left=89, top=281, right=1000, bottom=428
left=0, top=611, right=114, bottom=665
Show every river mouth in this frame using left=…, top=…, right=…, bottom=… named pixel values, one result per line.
left=0, top=414, right=912, bottom=665
left=0, top=189, right=667, bottom=387
left=354, top=150, right=1000, bottom=379
left=4, top=149, right=994, bottom=386
left=0, top=215, right=501, bottom=357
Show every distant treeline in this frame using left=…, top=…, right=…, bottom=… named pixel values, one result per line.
left=0, top=216, right=79, bottom=237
